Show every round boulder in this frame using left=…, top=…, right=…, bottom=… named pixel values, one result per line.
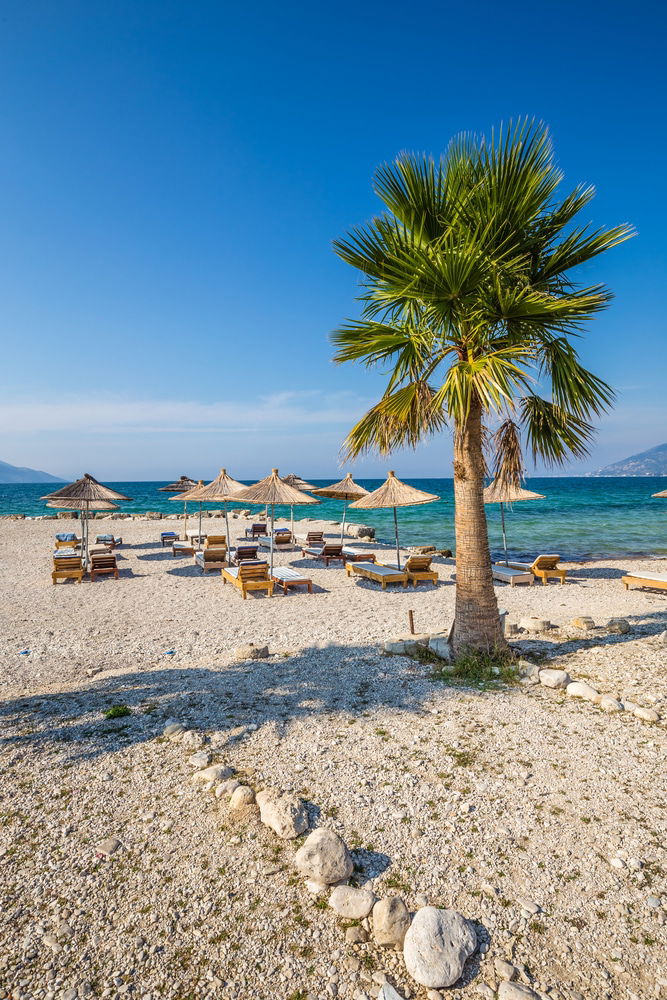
left=373, top=895, right=411, bottom=947
left=329, top=885, right=375, bottom=919
left=255, top=789, right=308, bottom=839
left=403, top=906, right=477, bottom=988
left=294, top=828, right=353, bottom=884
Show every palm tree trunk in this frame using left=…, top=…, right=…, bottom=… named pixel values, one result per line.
left=451, top=398, right=508, bottom=654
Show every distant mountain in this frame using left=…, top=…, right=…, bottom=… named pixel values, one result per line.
left=590, top=443, right=667, bottom=477
left=0, top=460, right=65, bottom=484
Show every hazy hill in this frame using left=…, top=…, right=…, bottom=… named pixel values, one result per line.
left=591, top=443, right=667, bottom=477
left=0, top=460, right=64, bottom=484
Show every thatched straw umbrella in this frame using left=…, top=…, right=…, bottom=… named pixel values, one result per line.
left=651, top=489, right=667, bottom=498
left=349, top=471, right=438, bottom=570
left=483, top=479, right=545, bottom=566
left=42, top=474, right=132, bottom=564
left=312, top=472, right=369, bottom=542
left=159, top=476, right=198, bottom=539
left=281, top=473, right=316, bottom=538
left=233, top=469, right=320, bottom=573
left=181, top=468, right=247, bottom=554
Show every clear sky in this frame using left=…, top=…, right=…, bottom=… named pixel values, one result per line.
left=0, top=0, right=665, bottom=481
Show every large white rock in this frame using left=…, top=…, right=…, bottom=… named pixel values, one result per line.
left=566, top=681, right=600, bottom=703
left=229, top=785, right=256, bottom=808
left=192, top=764, right=234, bottom=784
left=428, top=638, right=452, bottom=661
left=372, top=895, right=412, bottom=946
left=634, top=706, right=660, bottom=723
left=403, top=906, right=477, bottom=988
left=599, top=695, right=623, bottom=712
left=255, top=789, right=308, bottom=839
left=538, top=668, right=571, bottom=689
left=294, top=828, right=353, bottom=884
left=329, top=885, right=375, bottom=919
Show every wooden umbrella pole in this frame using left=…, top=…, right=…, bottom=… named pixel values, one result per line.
left=182, top=501, right=188, bottom=541
left=340, top=499, right=347, bottom=543
left=501, top=503, right=508, bottom=566
left=270, top=503, right=275, bottom=576
left=393, top=506, right=401, bottom=571
left=224, top=503, right=231, bottom=566
left=198, top=503, right=203, bottom=549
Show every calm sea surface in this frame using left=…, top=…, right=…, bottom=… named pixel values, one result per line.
left=2, top=477, right=666, bottom=561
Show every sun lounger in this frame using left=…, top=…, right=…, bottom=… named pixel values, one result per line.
left=161, top=531, right=179, bottom=546
left=55, top=532, right=81, bottom=549
left=384, top=555, right=439, bottom=587
left=229, top=545, right=259, bottom=564
left=172, top=541, right=195, bottom=556
left=204, top=535, right=227, bottom=549
left=95, top=534, right=123, bottom=549
left=508, top=554, right=567, bottom=585
left=341, top=546, right=377, bottom=564
left=295, top=531, right=325, bottom=546
left=257, top=534, right=293, bottom=549
left=621, top=572, right=667, bottom=592
left=52, top=553, right=85, bottom=584
left=302, top=543, right=345, bottom=565
left=221, top=562, right=274, bottom=598
left=271, top=566, right=313, bottom=594
left=492, top=564, right=534, bottom=586
left=245, top=523, right=267, bottom=539
left=90, top=553, right=119, bottom=581
left=346, top=561, right=408, bottom=589
left=194, top=547, right=228, bottom=572
left=187, top=529, right=207, bottom=546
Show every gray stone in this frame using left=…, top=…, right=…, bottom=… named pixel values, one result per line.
left=495, top=958, right=518, bottom=980
left=372, top=895, right=412, bottom=947
left=329, top=886, right=375, bottom=919
left=428, top=637, right=452, bottom=661
left=345, top=925, right=369, bottom=944
left=570, top=616, right=595, bottom=630
left=256, top=789, right=308, bottom=838
left=294, top=828, right=354, bottom=884
left=163, top=723, right=186, bottom=738
left=230, top=785, right=256, bottom=808
left=476, top=987, right=496, bottom=999
left=234, top=643, right=269, bottom=660
left=187, top=750, right=212, bottom=769
left=566, top=681, right=600, bottom=703
left=215, top=779, right=241, bottom=798
left=606, top=617, right=631, bottom=634
left=516, top=897, right=540, bottom=914
left=192, top=764, right=234, bottom=784
left=599, top=695, right=623, bottom=712
left=538, top=668, right=571, bottom=689
left=498, top=985, right=540, bottom=1000
left=96, top=837, right=122, bottom=857
left=519, top=617, right=551, bottom=633
left=378, top=986, right=404, bottom=1000
left=426, top=991, right=443, bottom=1000
left=402, top=906, right=477, bottom=988
left=634, top=706, right=660, bottom=723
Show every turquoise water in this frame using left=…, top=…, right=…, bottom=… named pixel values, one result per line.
left=2, top=478, right=666, bottom=561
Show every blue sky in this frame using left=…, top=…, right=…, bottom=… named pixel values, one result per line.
left=0, top=0, right=665, bottom=480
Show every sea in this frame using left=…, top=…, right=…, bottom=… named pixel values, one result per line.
left=2, top=477, right=666, bottom=562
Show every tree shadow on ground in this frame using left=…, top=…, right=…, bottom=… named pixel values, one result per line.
left=0, top=642, right=486, bottom=764
left=513, top=607, right=667, bottom=657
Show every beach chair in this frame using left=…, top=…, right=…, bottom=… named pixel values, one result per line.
left=230, top=545, right=259, bottom=565
left=302, top=543, right=345, bottom=566
left=55, top=532, right=81, bottom=549
left=172, top=541, right=195, bottom=556
left=257, top=532, right=293, bottom=549
left=221, top=562, right=274, bottom=599
left=194, top=547, right=228, bottom=572
left=204, top=535, right=227, bottom=548
left=271, top=566, right=313, bottom=594
left=187, top=529, right=207, bottom=547
left=384, top=555, right=439, bottom=587
left=244, top=523, right=267, bottom=540
left=95, top=534, right=123, bottom=549
left=621, top=572, right=667, bottom=592
left=346, top=561, right=408, bottom=590
left=90, top=552, right=119, bottom=581
left=341, top=546, right=377, bottom=564
left=508, top=554, right=567, bottom=585
left=52, top=553, right=85, bottom=584
left=492, top=564, right=534, bottom=586
left=161, top=531, right=179, bottom=546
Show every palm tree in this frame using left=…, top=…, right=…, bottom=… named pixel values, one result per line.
left=332, top=120, right=633, bottom=654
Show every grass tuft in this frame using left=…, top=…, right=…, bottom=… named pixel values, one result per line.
left=103, top=705, right=131, bottom=719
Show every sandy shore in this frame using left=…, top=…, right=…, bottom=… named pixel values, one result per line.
left=0, top=517, right=665, bottom=1000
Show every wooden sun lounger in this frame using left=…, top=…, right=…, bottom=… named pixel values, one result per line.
left=161, top=531, right=179, bottom=546
left=257, top=534, right=293, bottom=549
left=55, top=534, right=81, bottom=549
left=172, top=541, right=195, bottom=556
left=508, top=554, right=567, bottom=585
left=95, top=534, right=123, bottom=549
left=295, top=531, right=325, bottom=546
left=194, top=547, right=228, bottom=572
left=271, top=566, right=313, bottom=594
left=229, top=545, right=259, bottom=564
left=52, top=554, right=85, bottom=584
left=621, top=572, right=667, bottom=592
left=302, top=543, right=345, bottom=565
left=492, top=564, right=534, bottom=586
left=221, top=563, right=274, bottom=599
left=245, top=523, right=267, bottom=539
left=384, top=555, right=439, bottom=587
left=341, top=546, right=377, bottom=564
left=346, top=561, right=408, bottom=589
left=204, top=535, right=227, bottom=548
left=90, top=553, right=119, bottom=581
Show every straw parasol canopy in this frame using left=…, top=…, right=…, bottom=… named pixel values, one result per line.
left=651, top=490, right=667, bottom=498
left=42, top=474, right=132, bottom=563
left=312, top=472, right=369, bottom=541
left=282, top=473, right=316, bottom=490
left=349, top=470, right=439, bottom=569
left=233, top=469, right=320, bottom=573
left=175, top=468, right=247, bottom=552
left=483, top=479, right=545, bottom=566
left=159, top=476, right=198, bottom=539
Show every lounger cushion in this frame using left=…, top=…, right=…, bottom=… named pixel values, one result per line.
left=355, top=562, right=402, bottom=577
left=56, top=533, right=77, bottom=541
left=272, top=567, right=310, bottom=583
left=492, top=565, right=533, bottom=581
left=624, top=572, right=667, bottom=584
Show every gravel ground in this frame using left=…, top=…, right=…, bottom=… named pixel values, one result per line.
left=0, top=517, right=665, bottom=1000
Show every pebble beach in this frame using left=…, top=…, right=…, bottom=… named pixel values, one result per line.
left=1, top=514, right=666, bottom=1000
